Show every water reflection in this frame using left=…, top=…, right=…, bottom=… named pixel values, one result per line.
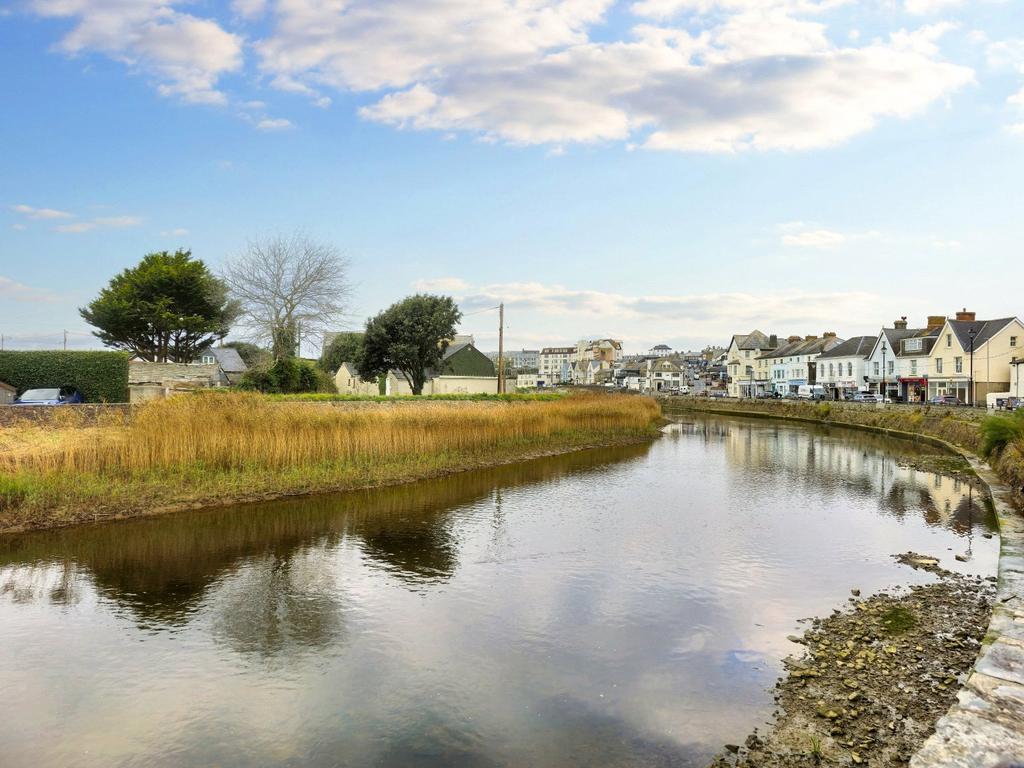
left=0, top=418, right=1001, bottom=768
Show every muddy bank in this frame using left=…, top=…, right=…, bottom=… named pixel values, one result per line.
left=710, top=553, right=996, bottom=767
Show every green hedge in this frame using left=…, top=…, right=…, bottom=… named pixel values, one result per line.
left=0, top=351, right=130, bottom=403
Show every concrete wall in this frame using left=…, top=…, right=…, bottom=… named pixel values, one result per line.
left=429, top=376, right=498, bottom=395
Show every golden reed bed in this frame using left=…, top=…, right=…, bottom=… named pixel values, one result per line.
left=0, top=392, right=661, bottom=532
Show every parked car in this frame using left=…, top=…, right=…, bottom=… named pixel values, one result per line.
left=853, top=392, right=879, bottom=403
left=782, top=392, right=800, bottom=400
left=929, top=395, right=963, bottom=406
left=797, top=384, right=827, bottom=401
left=13, top=387, right=83, bottom=406
left=708, top=391, right=729, bottom=398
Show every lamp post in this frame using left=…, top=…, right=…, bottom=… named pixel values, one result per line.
left=881, top=340, right=887, bottom=402
left=968, top=326, right=976, bottom=407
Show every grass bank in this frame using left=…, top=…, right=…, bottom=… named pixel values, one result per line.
left=0, top=392, right=661, bottom=533
left=662, top=398, right=1024, bottom=498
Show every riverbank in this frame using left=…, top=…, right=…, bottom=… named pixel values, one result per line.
left=0, top=392, right=662, bottom=533
left=662, top=397, right=1023, bottom=499
left=710, top=554, right=996, bottom=767
left=670, top=398, right=1024, bottom=766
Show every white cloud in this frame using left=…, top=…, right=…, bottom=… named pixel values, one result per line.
left=11, top=204, right=74, bottom=219
left=904, top=0, right=963, bottom=15
left=54, top=215, right=142, bottom=233
left=250, top=1, right=971, bottom=152
left=424, top=276, right=898, bottom=349
left=11, top=223, right=26, bottom=231
left=780, top=226, right=880, bottom=247
left=28, top=0, right=243, bottom=105
left=413, top=277, right=472, bottom=293
left=0, top=276, right=59, bottom=302
left=256, top=117, right=294, bottom=131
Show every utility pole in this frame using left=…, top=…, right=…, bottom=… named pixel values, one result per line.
left=497, top=302, right=505, bottom=394
left=63, top=330, right=68, bottom=351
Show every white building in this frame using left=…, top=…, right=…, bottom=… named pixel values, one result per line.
left=539, top=347, right=574, bottom=384
left=816, top=336, right=876, bottom=400
left=725, top=330, right=777, bottom=398
left=649, top=344, right=673, bottom=357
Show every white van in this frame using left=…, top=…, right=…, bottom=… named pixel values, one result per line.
left=797, top=385, right=827, bottom=401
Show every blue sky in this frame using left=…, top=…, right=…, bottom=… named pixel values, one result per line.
left=1, top=0, right=1022, bottom=354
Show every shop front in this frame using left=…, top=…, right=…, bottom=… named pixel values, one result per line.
left=898, top=377, right=928, bottom=404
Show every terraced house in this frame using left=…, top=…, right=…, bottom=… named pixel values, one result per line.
left=927, top=310, right=1024, bottom=405
left=759, top=333, right=842, bottom=397
left=725, top=330, right=777, bottom=398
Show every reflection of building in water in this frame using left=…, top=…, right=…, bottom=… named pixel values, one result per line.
left=713, top=420, right=993, bottom=534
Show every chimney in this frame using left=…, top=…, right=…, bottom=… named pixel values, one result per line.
left=955, top=308, right=976, bottom=322
left=927, top=315, right=945, bottom=330
left=804, top=335, right=817, bottom=341
left=823, top=331, right=837, bottom=338
left=787, top=335, right=801, bottom=343
left=769, top=334, right=778, bottom=347
left=893, top=317, right=908, bottom=330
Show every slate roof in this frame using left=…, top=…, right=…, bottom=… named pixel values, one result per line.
left=760, top=336, right=842, bottom=359
left=947, top=318, right=1017, bottom=351
left=209, top=347, right=247, bottom=373
left=817, top=335, right=877, bottom=359
left=732, top=330, right=774, bottom=351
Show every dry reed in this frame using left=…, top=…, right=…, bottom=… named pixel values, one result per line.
left=0, top=392, right=661, bottom=529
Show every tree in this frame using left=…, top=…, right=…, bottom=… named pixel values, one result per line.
left=357, top=294, right=462, bottom=395
left=221, top=233, right=351, bottom=360
left=80, top=250, right=239, bottom=363
left=223, top=341, right=269, bottom=368
left=318, top=332, right=364, bottom=373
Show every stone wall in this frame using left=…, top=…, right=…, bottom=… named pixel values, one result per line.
left=0, top=403, right=132, bottom=426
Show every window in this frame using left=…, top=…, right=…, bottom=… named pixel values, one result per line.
left=887, top=361, right=894, bottom=375
left=829, top=363, right=834, bottom=376
left=955, top=356, right=963, bottom=373
left=946, top=334, right=952, bottom=348
left=1012, top=336, right=1018, bottom=348
left=873, top=362, right=880, bottom=376
left=936, top=358, right=943, bottom=374
left=910, top=359, right=918, bottom=375
left=905, top=338, right=922, bottom=352
left=847, top=362, right=852, bottom=377
left=201, top=355, right=215, bottom=365
left=744, top=350, right=750, bottom=358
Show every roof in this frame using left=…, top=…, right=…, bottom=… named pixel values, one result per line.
left=817, top=335, right=877, bottom=359
left=947, top=317, right=1018, bottom=351
left=541, top=347, right=575, bottom=354
left=208, top=347, right=247, bottom=373
left=651, top=344, right=672, bottom=350
left=442, top=342, right=470, bottom=360
left=731, top=330, right=774, bottom=351
left=0, top=380, right=15, bottom=392
left=760, top=336, right=842, bottom=359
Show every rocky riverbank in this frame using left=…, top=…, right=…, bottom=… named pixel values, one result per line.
left=709, top=553, right=996, bottom=767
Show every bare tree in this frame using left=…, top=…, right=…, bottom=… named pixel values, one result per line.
left=222, top=233, right=351, bottom=359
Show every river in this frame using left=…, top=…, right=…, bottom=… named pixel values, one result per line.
left=0, top=415, right=1000, bottom=767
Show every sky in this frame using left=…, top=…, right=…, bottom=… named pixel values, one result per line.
left=1, top=0, right=1022, bottom=355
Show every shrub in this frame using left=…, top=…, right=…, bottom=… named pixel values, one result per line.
left=238, top=357, right=336, bottom=394
left=979, top=409, right=1024, bottom=458
left=0, top=350, right=130, bottom=403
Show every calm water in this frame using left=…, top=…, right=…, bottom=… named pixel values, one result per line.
left=0, top=415, right=1000, bottom=768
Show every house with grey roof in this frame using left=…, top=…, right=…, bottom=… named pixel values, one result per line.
left=927, top=310, right=1024, bottom=404
left=816, top=335, right=878, bottom=400
left=757, top=333, right=842, bottom=396
left=725, top=330, right=778, bottom=397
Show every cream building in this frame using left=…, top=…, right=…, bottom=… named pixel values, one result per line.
left=725, top=330, right=777, bottom=398
left=927, top=310, right=1024, bottom=404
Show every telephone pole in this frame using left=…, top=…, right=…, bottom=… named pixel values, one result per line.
left=63, top=330, right=68, bottom=351
left=497, top=302, right=505, bottom=394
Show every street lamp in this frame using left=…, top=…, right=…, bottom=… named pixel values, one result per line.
left=881, top=340, right=887, bottom=402
left=968, top=326, right=976, bottom=407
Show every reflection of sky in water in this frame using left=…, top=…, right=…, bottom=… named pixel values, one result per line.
left=0, top=416, right=1001, bottom=768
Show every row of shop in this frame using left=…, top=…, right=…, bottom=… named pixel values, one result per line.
left=737, top=376, right=973, bottom=402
